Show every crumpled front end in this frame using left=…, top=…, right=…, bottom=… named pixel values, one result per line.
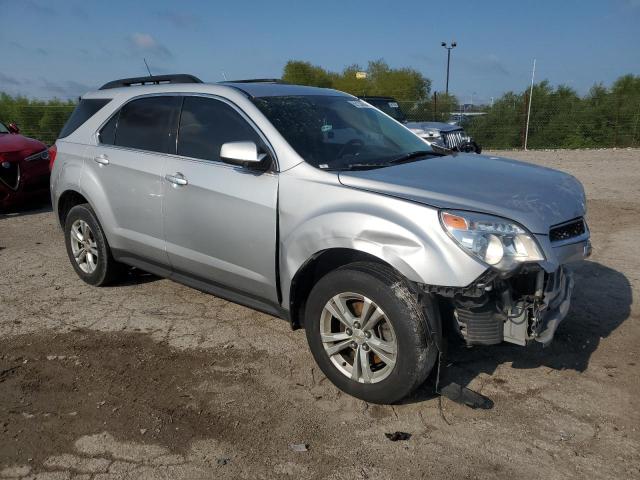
left=426, top=217, right=591, bottom=347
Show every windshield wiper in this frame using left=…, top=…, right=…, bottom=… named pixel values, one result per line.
left=328, top=163, right=389, bottom=171
left=388, top=150, right=437, bottom=164
left=430, top=144, right=454, bottom=155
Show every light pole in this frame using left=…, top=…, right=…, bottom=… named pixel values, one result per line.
left=441, top=41, right=457, bottom=96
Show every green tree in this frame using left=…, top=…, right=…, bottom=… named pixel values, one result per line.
left=282, top=61, right=333, bottom=88
left=281, top=59, right=431, bottom=102
left=0, top=93, right=75, bottom=145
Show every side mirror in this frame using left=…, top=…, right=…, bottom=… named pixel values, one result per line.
left=7, top=123, right=20, bottom=134
left=220, top=141, right=269, bottom=170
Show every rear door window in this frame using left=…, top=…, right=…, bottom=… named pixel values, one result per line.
left=114, top=96, right=182, bottom=154
left=177, top=96, right=262, bottom=162
left=59, top=99, right=111, bottom=138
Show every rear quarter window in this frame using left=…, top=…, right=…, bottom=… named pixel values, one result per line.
left=59, top=99, right=111, bottom=139
left=98, top=112, right=119, bottom=145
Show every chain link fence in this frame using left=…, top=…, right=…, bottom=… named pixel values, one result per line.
left=0, top=104, right=75, bottom=146
left=396, top=95, right=640, bottom=149
left=2, top=97, right=639, bottom=150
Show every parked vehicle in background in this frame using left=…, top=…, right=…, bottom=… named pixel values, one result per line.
left=52, top=75, right=590, bottom=404
left=359, top=96, right=482, bottom=153
left=0, top=121, right=51, bottom=211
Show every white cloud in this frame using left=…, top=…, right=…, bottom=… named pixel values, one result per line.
left=128, top=33, right=172, bottom=58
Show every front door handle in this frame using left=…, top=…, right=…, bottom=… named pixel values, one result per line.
left=165, top=172, right=188, bottom=186
left=94, top=154, right=109, bottom=165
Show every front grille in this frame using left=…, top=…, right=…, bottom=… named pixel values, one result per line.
left=442, top=130, right=464, bottom=149
left=549, top=218, right=586, bottom=243
left=0, top=162, right=20, bottom=190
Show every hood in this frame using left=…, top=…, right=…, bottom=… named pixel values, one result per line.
left=0, top=133, right=46, bottom=159
left=405, top=121, right=460, bottom=133
left=338, top=153, right=586, bottom=234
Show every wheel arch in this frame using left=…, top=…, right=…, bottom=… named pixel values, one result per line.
left=57, top=189, right=90, bottom=227
left=287, top=247, right=415, bottom=330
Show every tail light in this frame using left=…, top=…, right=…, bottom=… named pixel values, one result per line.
left=48, top=144, right=57, bottom=172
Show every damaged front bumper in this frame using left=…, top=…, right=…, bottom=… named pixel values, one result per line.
left=502, top=266, right=574, bottom=346
left=532, top=267, right=574, bottom=345
left=425, top=233, right=590, bottom=347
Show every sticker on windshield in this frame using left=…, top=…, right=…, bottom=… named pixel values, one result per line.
left=319, top=164, right=329, bottom=169
left=321, top=124, right=333, bottom=132
left=388, top=102, right=399, bottom=108
left=347, top=100, right=373, bottom=108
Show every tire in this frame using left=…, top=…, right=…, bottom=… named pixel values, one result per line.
left=64, top=203, right=126, bottom=286
left=304, top=262, right=438, bottom=404
left=459, top=141, right=481, bottom=154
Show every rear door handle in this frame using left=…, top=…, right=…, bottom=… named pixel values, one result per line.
left=94, top=154, right=109, bottom=165
left=165, top=172, right=188, bottom=186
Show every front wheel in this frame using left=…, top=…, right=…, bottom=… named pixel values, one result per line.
left=304, top=262, right=438, bottom=404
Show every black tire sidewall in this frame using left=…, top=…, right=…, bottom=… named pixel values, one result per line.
left=304, top=265, right=437, bottom=404
left=64, top=204, right=113, bottom=286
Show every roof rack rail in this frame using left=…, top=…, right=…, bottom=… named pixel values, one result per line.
left=219, top=78, right=285, bottom=84
left=99, top=74, right=203, bottom=90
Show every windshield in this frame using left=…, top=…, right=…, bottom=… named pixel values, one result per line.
left=0, top=122, right=8, bottom=134
left=252, top=95, right=432, bottom=170
left=361, top=98, right=407, bottom=122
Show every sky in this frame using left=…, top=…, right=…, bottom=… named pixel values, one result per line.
left=1, top=0, right=639, bottom=103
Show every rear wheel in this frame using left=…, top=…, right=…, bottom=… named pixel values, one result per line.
left=64, top=204, right=126, bottom=286
left=304, top=262, right=438, bottom=404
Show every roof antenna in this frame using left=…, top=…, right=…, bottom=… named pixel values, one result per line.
left=143, top=58, right=153, bottom=77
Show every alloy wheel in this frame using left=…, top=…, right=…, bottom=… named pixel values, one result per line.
left=320, top=292, right=397, bottom=384
left=69, top=219, right=98, bottom=274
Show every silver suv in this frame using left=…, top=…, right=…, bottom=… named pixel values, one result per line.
left=51, top=75, right=591, bottom=404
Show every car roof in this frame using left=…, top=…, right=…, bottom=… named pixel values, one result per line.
left=219, top=81, right=348, bottom=98
left=84, top=81, right=349, bottom=100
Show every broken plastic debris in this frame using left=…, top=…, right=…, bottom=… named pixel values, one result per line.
left=289, top=443, right=309, bottom=452
left=385, top=431, right=411, bottom=441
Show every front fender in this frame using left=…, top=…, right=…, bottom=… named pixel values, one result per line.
left=278, top=166, right=487, bottom=308
left=282, top=212, right=425, bottom=290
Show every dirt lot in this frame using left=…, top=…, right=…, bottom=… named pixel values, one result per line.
left=1, top=148, right=639, bottom=479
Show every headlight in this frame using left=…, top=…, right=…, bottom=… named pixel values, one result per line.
left=25, top=149, right=49, bottom=162
left=440, top=210, right=544, bottom=272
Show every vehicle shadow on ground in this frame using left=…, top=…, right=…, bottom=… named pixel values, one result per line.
left=0, top=200, right=52, bottom=219
left=118, top=267, right=161, bottom=286
left=406, top=260, right=633, bottom=404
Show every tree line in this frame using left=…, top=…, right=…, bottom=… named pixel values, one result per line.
left=283, top=60, right=640, bottom=148
left=1, top=62, right=638, bottom=149
left=0, top=93, right=75, bottom=145
left=467, top=75, right=640, bottom=148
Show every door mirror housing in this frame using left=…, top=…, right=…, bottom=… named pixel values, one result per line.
left=220, top=141, right=269, bottom=170
left=7, top=123, right=20, bottom=134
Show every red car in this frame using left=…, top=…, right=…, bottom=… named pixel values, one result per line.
left=0, top=121, right=51, bottom=211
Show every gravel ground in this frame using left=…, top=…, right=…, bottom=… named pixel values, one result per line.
left=1, top=148, right=639, bottom=479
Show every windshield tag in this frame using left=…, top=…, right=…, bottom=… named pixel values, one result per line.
left=347, top=100, right=373, bottom=108
left=388, top=102, right=399, bottom=108
left=321, top=124, right=332, bottom=132
left=319, top=164, right=329, bottom=169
